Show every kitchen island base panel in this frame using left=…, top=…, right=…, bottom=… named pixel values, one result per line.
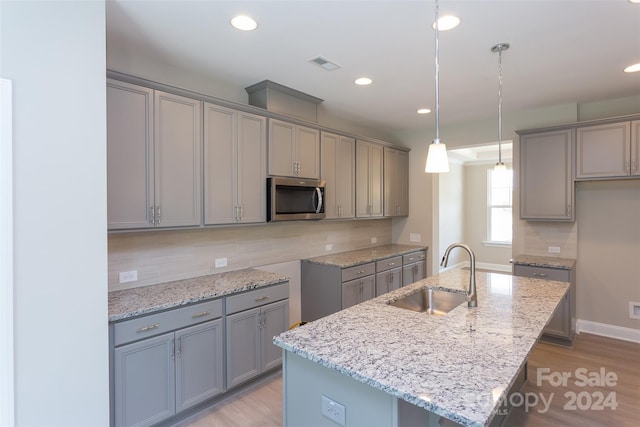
left=284, top=351, right=454, bottom=427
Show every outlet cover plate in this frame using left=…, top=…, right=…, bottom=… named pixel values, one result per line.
left=215, top=258, right=228, bottom=268
left=548, top=246, right=561, bottom=254
left=409, top=233, right=421, bottom=242
left=119, top=270, right=138, bottom=284
left=321, top=395, right=346, bottom=426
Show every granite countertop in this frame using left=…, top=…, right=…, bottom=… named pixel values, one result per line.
left=511, top=254, right=576, bottom=270
left=274, top=269, right=569, bottom=427
left=303, top=244, right=428, bottom=268
left=109, top=268, right=289, bottom=322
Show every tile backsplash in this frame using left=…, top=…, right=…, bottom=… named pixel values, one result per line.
left=108, top=219, right=392, bottom=291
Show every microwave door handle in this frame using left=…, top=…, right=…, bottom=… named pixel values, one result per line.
left=314, top=187, right=323, bottom=214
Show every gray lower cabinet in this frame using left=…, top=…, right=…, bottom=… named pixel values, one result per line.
left=112, top=299, right=224, bottom=427
left=342, top=275, right=376, bottom=309
left=225, top=283, right=289, bottom=389
left=376, top=256, right=403, bottom=296
left=513, top=264, right=576, bottom=345
left=402, top=250, right=427, bottom=286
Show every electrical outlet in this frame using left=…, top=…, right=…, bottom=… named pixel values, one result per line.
left=409, top=233, right=421, bottom=242
left=629, top=302, right=640, bottom=319
left=325, top=244, right=333, bottom=251
left=119, top=270, right=138, bottom=284
left=371, top=237, right=377, bottom=244
left=322, top=395, right=346, bottom=426
left=548, top=246, right=561, bottom=254
left=214, top=257, right=227, bottom=268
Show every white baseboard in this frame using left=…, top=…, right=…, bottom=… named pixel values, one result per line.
left=577, top=319, right=640, bottom=344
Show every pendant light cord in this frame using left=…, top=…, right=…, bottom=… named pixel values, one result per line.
left=434, top=0, right=440, bottom=142
left=497, top=46, right=503, bottom=164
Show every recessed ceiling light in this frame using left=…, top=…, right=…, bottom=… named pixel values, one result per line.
left=417, top=108, right=432, bottom=114
left=630, top=0, right=640, bottom=4
left=432, top=15, right=461, bottom=31
left=624, top=63, right=640, bottom=73
left=231, top=15, right=258, bottom=31
left=354, top=77, right=372, bottom=86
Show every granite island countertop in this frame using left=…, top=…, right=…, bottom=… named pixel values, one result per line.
left=511, top=254, right=576, bottom=270
left=274, top=269, right=569, bottom=427
left=109, top=268, right=289, bottom=322
left=304, top=244, right=427, bottom=268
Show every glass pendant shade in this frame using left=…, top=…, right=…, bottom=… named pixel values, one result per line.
left=494, top=162, right=507, bottom=171
left=425, top=141, right=449, bottom=173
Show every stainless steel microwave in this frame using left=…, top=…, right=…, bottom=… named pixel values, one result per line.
left=267, top=177, right=325, bottom=221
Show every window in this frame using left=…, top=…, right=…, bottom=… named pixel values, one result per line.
left=487, top=168, right=512, bottom=244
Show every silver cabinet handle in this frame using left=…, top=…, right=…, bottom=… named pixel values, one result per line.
left=192, top=311, right=211, bottom=319
left=156, top=206, right=160, bottom=224
left=255, top=295, right=270, bottom=302
left=137, top=324, right=159, bottom=333
left=387, top=262, right=396, bottom=266
left=356, top=270, right=365, bottom=275
left=532, top=272, right=548, bottom=277
left=176, top=337, right=182, bottom=358
left=150, top=206, right=155, bottom=224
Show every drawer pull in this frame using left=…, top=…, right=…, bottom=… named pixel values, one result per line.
left=255, top=296, right=270, bottom=302
left=192, top=311, right=211, bottom=319
left=387, top=262, right=396, bottom=266
left=407, top=257, right=414, bottom=261
left=532, top=273, right=548, bottom=278
left=137, top=324, right=159, bottom=333
left=356, top=270, right=365, bottom=274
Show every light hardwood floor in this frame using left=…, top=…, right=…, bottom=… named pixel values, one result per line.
left=179, top=333, right=639, bottom=427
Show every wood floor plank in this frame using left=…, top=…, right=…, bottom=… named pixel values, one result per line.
left=180, top=333, right=639, bottom=426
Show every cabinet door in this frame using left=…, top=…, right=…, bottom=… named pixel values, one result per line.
left=376, top=268, right=402, bottom=296
left=384, top=147, right=409, bottom=217
left=268, top=119, right=296, bottom=176
left=341, top=276, right=375, bottom=309
left=322, top=132, right=355, bottom=219
left=402, top=262, right=425, bottom=286
left=520, top=129, right=574, bottom=221
left=632, top=120, right=640, bottom=176
left=261, top=299, right=289, bottom=372
left=106, top=80, right=154, bottom=230
left=296, top=125, right=320, bottom=179
left=356, top=141, right=384, bottom=218
left=114, top=333, right=175, bottom=427
left=226, top=307, right=261, bottom=388
left=154, top=91, right=202, bottom=227
left=175, top=319, right=224, bottom=412
left=237, top=112, right=267, bottom=223
left=203, top=103, right=236, bottom=224
left=576, top=122, right=631, bottom=178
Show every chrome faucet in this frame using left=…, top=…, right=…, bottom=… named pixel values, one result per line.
left=440, top=243, right=477, bottom=308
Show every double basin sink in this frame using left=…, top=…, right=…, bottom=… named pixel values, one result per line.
left=389, top=287, right=468, bottom=316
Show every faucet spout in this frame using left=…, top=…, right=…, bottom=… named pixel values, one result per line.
left=440, top=243, right=477, bottom=308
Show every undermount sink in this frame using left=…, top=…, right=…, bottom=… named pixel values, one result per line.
left=388, top=288, right=468, bottom=316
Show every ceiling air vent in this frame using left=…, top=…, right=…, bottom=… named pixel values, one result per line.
left=307, top=55, right=341, bottom=71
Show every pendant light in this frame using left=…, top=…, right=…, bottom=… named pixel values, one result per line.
left=491, top=42, right=510, bottom=171
left=425, top=0, right=450, bottom=173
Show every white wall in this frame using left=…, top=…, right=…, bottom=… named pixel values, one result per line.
left=438, top=161, right=465, bottom=267
left=1, top=1, right=109, bottom=425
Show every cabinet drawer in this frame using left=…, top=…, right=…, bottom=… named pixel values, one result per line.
left=341, top=262, right=375, bottom=282
left=513, top=265, right=570, bottom=282
left=226, top=282, right=289, bottom=315
left=376, top=256, right=402, bottom=273
left=403, top=251, right=425, bottom=264
left=114, top=299, right=222, bottom=347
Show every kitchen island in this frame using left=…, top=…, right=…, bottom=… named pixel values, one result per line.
left=274, top=269, right=569, bottom=427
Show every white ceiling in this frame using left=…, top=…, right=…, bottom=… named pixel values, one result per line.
left=106, top=0, right=640, bottom=135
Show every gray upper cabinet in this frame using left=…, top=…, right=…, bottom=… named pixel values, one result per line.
left=107, top=80, right=154, bottom=230
left=321, top=131, right=355, bottom=219
left=576, top=121, right=633, bottom=179
left=356, top=140, right=384, bottom=218
left=204, top=103, right=266, bottom=225
left=268, top=118, right=320, bottom=179
left=154, top=91, right=202, bottom=227
left=107, top=80, right=202, bottom=230
left=383, top=147, right=409, bottom=217
left=519, top=129, right=574, bottom=221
